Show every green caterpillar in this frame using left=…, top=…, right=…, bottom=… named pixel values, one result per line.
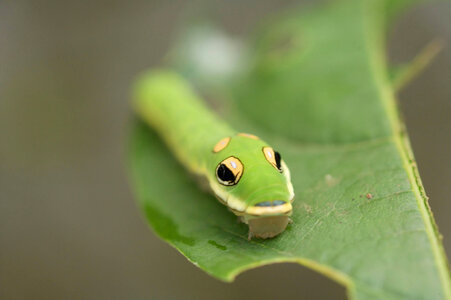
left=133, top=70, right=295, bottom=239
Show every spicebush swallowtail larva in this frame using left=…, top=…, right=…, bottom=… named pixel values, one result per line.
left=133, top=70, right=295, bottom=239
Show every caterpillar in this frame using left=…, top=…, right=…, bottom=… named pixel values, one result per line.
left=133, top=70, right=295, bottom=239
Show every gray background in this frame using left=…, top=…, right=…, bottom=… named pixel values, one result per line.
left=0, top=1, right=449, bottom=299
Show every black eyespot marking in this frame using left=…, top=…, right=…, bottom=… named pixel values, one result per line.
left=274, top=151, right=282, bottom=170
left=217, top=164, right=236, bottom=184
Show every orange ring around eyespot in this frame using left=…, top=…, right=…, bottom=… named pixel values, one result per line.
left=213, top=137, right=231, bottom=153
left=262, top=146, right=278, bottom=170
left=216, top=156, right=244, bottom=186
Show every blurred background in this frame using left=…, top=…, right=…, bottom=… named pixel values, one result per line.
left=0, top=1, right=449, bottom=299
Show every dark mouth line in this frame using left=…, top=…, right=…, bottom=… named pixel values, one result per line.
left=255, top=200, right=287, bottom=207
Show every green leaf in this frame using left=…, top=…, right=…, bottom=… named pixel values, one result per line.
left=128, top=0, right=451, bottom=299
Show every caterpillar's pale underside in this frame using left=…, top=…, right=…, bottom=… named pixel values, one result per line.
left=133, top=70, right=295, bottom=239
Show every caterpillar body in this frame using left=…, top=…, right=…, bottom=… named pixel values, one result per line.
left=133, top=70, right=295, bottom=239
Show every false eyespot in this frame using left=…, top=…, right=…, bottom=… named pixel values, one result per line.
left=262, top=146, right=282, bottom=172
left=216, top=156, right=243, bottom=186
left=213, top=137, right=231, bottom=153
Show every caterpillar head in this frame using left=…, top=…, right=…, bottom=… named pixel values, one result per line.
left=209, top=133, right=294, bottom=238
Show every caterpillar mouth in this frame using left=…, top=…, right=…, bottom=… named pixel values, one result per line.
left=254, top=200, right=287, bottom=207
left=245, top=201, right=292, bottom=216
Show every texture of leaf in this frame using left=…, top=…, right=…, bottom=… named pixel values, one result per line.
left=129, top=0, right=450, bottom=299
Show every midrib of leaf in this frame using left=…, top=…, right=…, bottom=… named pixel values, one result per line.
left=363, top=1, right=451, bottom=298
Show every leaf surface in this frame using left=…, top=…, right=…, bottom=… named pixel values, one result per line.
left=129, top=0, right=450, bottom=299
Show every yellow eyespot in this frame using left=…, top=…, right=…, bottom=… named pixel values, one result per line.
left=262, top=146, right=282, bottom=172
left=237, top=133, right=259, bottom=140
left=213, top=137, right=231, bottom=153
left=216, top=156, right=243, bottom=186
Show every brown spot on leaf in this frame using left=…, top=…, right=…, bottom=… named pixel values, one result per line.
left=303, top=203, right=312, bottom=214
